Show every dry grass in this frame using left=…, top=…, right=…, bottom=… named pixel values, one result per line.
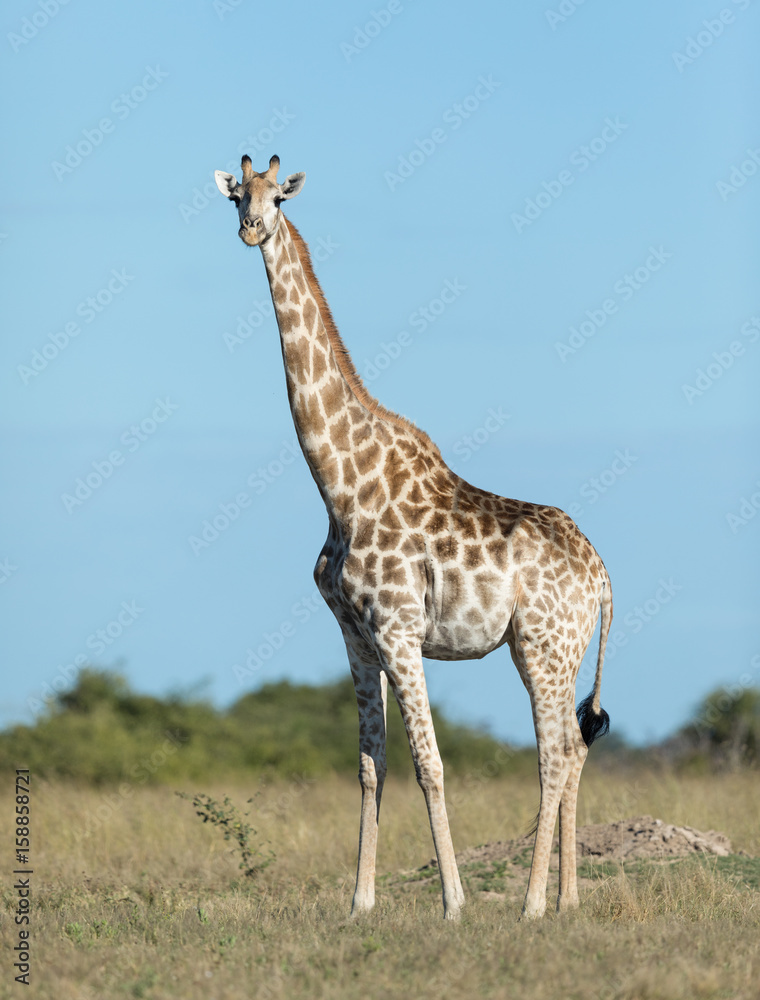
left=2, top=765, right=759, bottom=999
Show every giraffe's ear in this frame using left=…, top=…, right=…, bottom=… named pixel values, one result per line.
left=277, top=172, right=305, bottom=202
left=215, top=170, right=241, bottom=202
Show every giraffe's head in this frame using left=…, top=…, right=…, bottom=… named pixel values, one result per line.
left=214, top=154, right=305, bottom=247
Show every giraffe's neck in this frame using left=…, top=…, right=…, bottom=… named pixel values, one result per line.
left=259, top=216, right=443, bottom=517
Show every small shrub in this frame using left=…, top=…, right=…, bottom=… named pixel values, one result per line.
left=177, top=791, right=275, bottom=877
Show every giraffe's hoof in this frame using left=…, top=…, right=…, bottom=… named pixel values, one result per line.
left=349, top=899, right=375, bottom=919
left=519, top=901, right=546, bottom=921
left=556, top=893, right=579, bottom=913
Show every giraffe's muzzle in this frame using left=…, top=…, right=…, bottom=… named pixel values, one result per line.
left=239, top=215, right=267, bottom=246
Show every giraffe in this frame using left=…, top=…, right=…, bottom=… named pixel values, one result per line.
left=214, top=154, right=611, bottom=921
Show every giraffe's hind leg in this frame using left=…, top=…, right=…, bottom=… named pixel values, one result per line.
left=508, top=632, right=587, bottom=919
left=557, top=728, right=587, bottom=912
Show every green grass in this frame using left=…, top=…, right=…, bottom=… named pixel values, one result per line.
left=2, top=769, right=759, bottom=999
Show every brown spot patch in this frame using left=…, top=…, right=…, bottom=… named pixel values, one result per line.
left=342, top=457, right=357, bottom=488
left=382, top=555, right=407, bottom=586
left=442, top=567, right=465, bottom=617
left=378, top=529, right=402, bottom=550
left=407, top=481, right=425, bottom=505
left=426, top=511, right=447, bottom=534
left=401, top=536, right=424, bottom=557
left=322, top=377, right=347, bottom=418
left=354, top=518, right=375, bottom=549
left=380, top=507, right=402, bottom=530
left=330, top=414, right=350, bottom=451
left=486, top=539, right=508, bottom=571
left=302, top=299, right=316, bottom=331
left=474, top=571, right=500, bottom=612
left=376, top=423, right=393, bottom=445
left=355, top=441, right=381, bottom=476
left=378, top=589, right=403, bottom=609
left=358, top=477, right=386, bottom=510
left=314, top=443, right=338, bottom=487
left=300, top=393, right=325, bottom=436
left=464, top=545, right=484, bottom=570
left=352, top=423, right=372, bottom=447
left=311, top=343, right=327, bottom=382
left=453, top=513, right=478, bottom=540
left=399, top=502, right=428, bottom=528
left=288, top=336, right=310, bottom=384
left=480, top=513, right=496, bottom=538
left=434, top=536, right=454, bottom=561
left=385, top=460, right=411, bottom=500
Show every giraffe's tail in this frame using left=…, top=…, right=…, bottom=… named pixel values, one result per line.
left=576, top=568, right=612, bottom=748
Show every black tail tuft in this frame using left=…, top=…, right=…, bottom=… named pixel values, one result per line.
left=577, top=693, right=610, bottom=748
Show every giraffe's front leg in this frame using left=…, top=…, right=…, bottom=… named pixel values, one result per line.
left=344, top=640, right=388, bottom=918
left=377, top=637, right=464, bottom=921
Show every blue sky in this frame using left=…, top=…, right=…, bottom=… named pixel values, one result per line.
left=1, top=0, right=758, bottom=747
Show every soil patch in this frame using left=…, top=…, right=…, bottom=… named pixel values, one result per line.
left=413, top=814, right=732, bottom=876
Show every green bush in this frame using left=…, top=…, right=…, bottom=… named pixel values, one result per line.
left=0, top=668, right=533, bottom=785
left=676, top=686, right=760, bottom=769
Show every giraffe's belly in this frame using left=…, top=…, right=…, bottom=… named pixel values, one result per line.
left=421, top=623, right=511, bottom=661
left=421, top=565, right=516, bottom=661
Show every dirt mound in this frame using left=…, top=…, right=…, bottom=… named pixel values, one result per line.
left=418, top=815, right=732, bottom=872
left=576, top=815, right=732, bottom=860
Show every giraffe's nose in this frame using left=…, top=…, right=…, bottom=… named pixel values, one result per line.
left=243, top=216, right=263, bottom=231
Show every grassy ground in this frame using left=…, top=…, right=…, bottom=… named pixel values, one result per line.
left=2, top=766, right=760, bottom=999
